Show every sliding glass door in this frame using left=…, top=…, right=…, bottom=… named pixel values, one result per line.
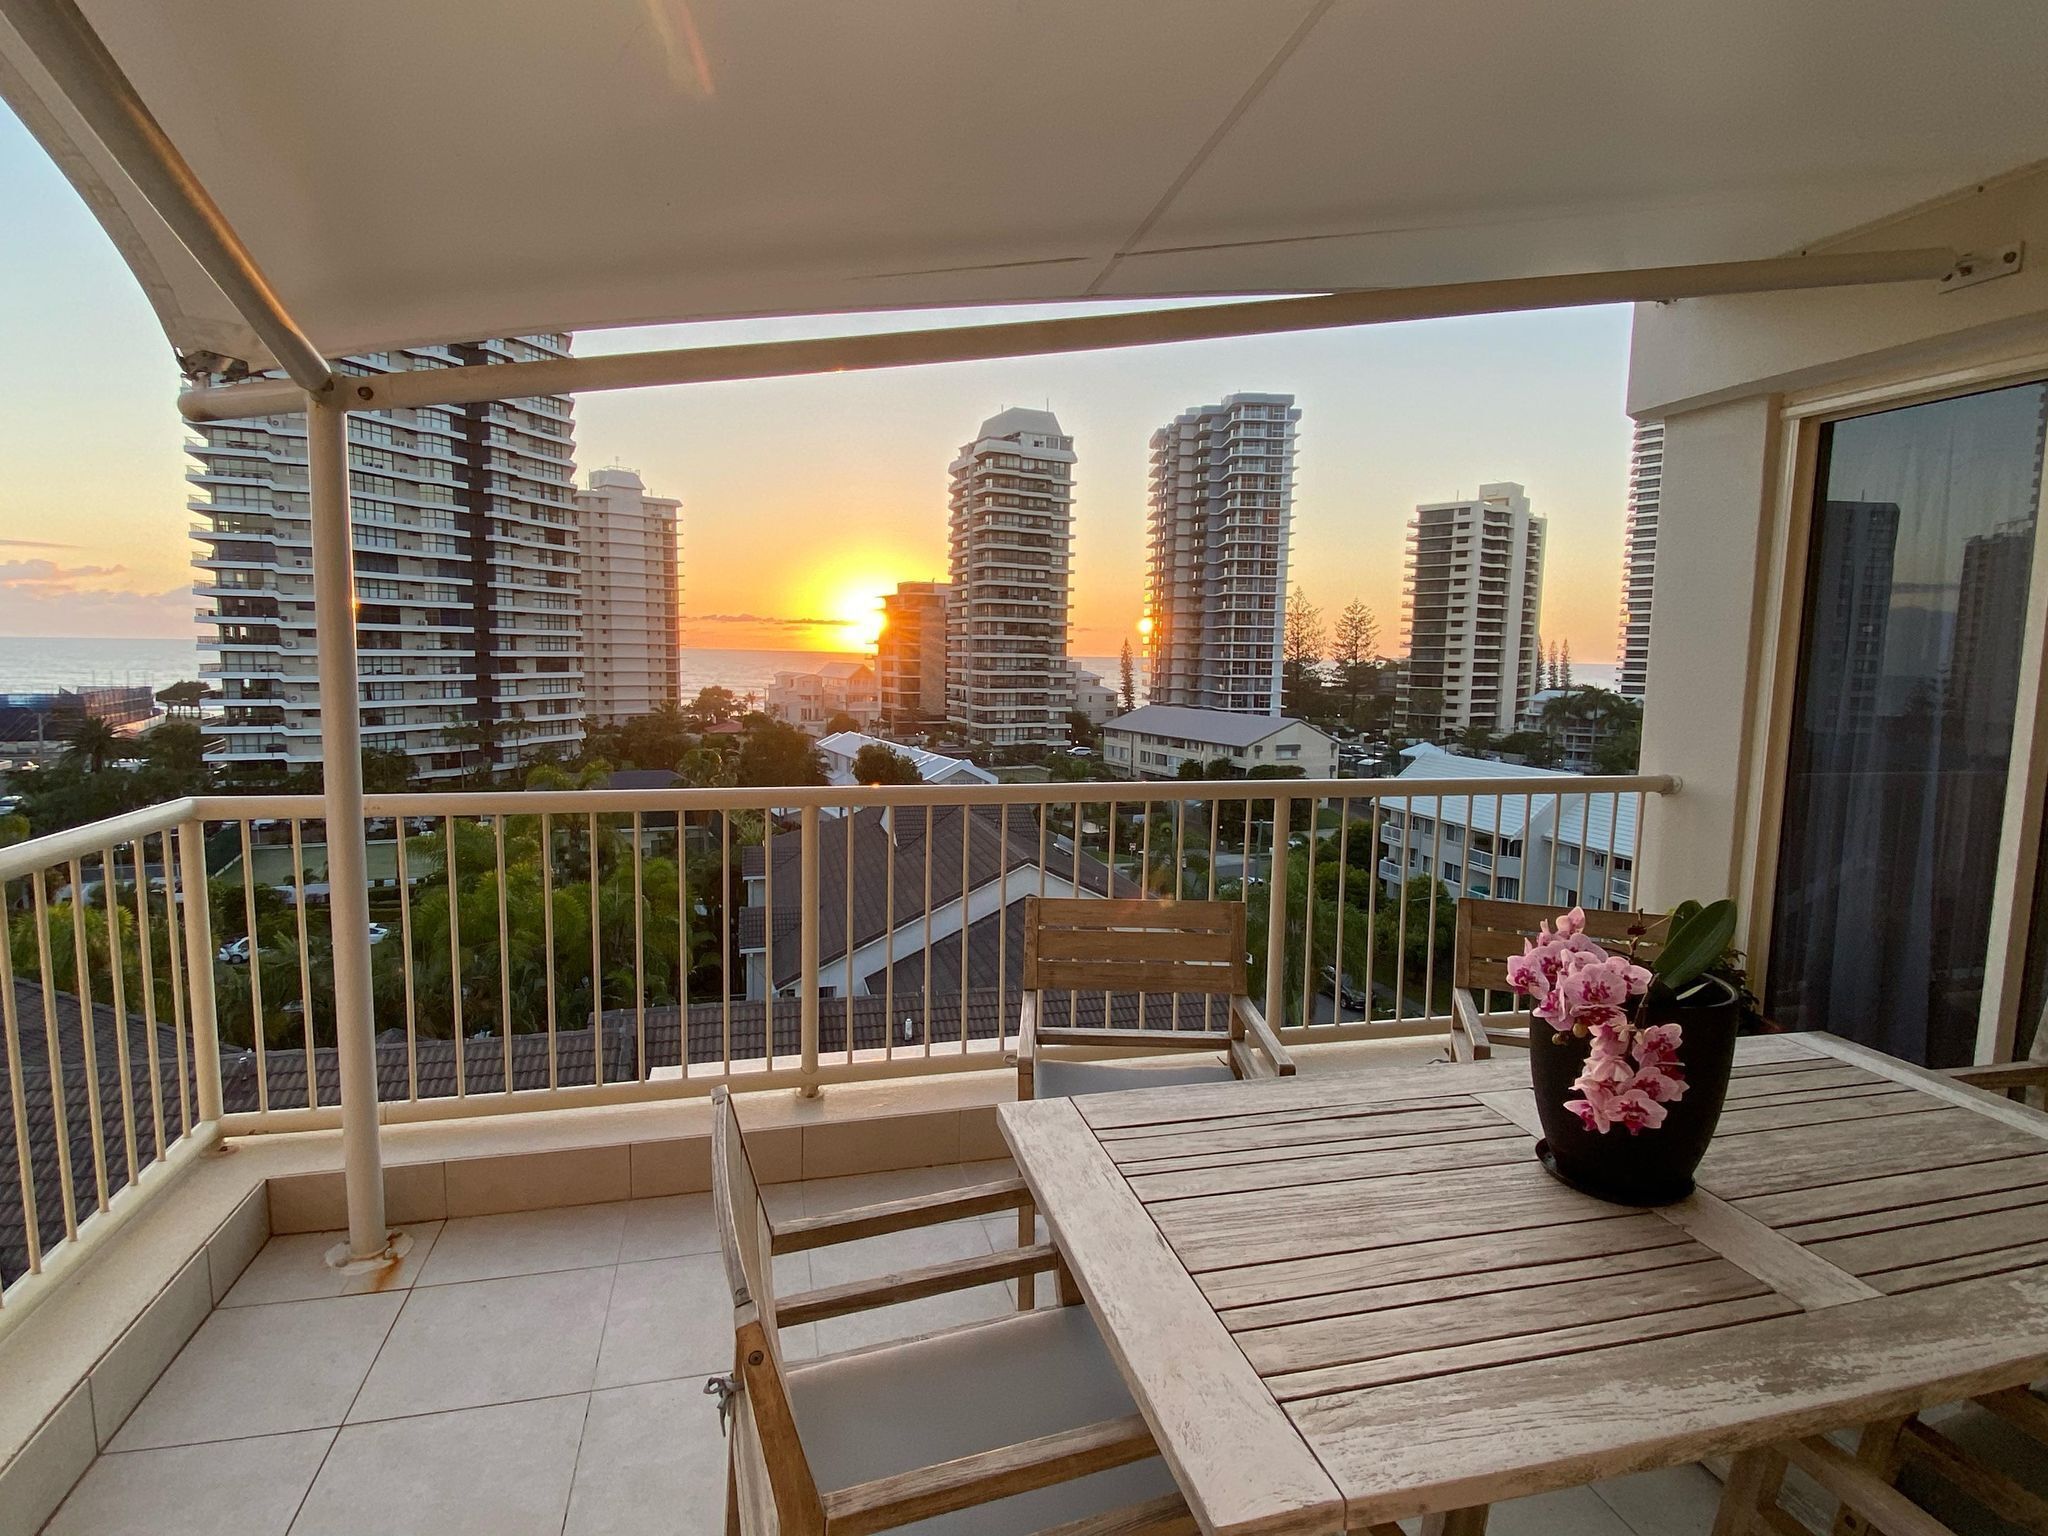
left=1768, top=380, right=2048, bottom=1065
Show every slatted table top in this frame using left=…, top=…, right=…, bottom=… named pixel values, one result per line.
left=998, top=1032, right=2048, bottom=1536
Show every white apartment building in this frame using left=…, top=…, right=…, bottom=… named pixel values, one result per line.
left=875, top=581, right=950, bottom=730
left=765, top=661, right=879, bottom=735
left=1145, top=393, right=1298, bottom=714
left=945, top=408, right=1076, bottom=751
left=1617, top=420, right=1664, bottom=700
left=1068, top=663, right=1119, bottom=727
left=573, top=467, right=680, bottom=726
left=191, top=338, right=582, bottom=781
left=1378, top=744, right=1634, bottom=909
left=1398, top=481, right=1545, bottom=738
left=1101, top=704, right=1336, bottom=780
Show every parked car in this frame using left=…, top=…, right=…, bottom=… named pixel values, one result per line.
left=220, top=922, right=388, bottom=964
left=1320, top=965, right=1370, bottom=1011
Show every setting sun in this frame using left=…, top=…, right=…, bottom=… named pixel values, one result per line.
left=835, top=586, right=887, bottom=650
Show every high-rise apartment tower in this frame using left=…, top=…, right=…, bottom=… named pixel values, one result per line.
left=945, top=409, right=1076, bottom=750
left=192, top=337, right=583, bottom=781
left=1616, top=420, right=1664, bottom=700
left=573, top=467, right=680, bottom=726
left=1399, top=481, right=1545, bottom=738
left=1144, top=393, right=1298, bottom=714
left=876, top=581, right=952, bottom=730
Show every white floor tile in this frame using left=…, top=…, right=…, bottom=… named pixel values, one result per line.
left=617, top=1194, right=720, bottom=1263
left=222, top=1224, right=443, bottom=1307
left=348, top=1268, right=612, bottom=1421
left=415, top=1203, right=626, bottom=1287
left=1487, top=1484, right=1641, bottom=1536
left=565, top=1379, right=730, bottom=1536
left=44, top=1429, right=333, bottom=1535
left=109, top=1294, right=403, bottom=1451
left=1591, top=1465, right=1725, bottom=1536
left=595, top=1254, right=736, bottom=1389
left=290, top=1395, right=587, bottom=1536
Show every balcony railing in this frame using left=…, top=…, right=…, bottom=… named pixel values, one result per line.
left=0, top=770, right=1671, bottom=1329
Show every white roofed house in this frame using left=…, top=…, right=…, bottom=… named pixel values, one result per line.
left=1378, top=743, right=1636, bottom=909
left=763, top=659, right=878, bottom=735
left=11, top=6, right=2048, bottom=1534
left=1101, top=703, right=1336, bottom=780
left=816, top=730, right=997, bottom=794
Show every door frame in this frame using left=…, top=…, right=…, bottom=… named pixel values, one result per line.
left=1737, top=352, right=2048, bottom=1064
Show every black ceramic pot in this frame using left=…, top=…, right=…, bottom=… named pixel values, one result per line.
left=1529, top=975, right=1740, bottom=1205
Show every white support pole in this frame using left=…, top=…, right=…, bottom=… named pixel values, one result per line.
left=798, top=805, right=821, bottom=1098
left=307, top=392, right=389, bottom=1263
left=1265, top=796, right=1292, bottom=1033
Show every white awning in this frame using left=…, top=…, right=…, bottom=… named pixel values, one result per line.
left=5, top=0, right=2048, bottom=373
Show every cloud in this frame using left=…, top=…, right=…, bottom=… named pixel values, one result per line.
left=692, top=612, right=843, bottom=628
left=0, top=558, right=132, bottom=591
left=0, top=538, right=80, bottom=551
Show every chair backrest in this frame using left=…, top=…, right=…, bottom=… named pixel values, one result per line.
left=1022, top=896, right=1248, bottom=997
left=1454, top=897, right=1665, bottom=992
left=712, top=1088, right=823, bottom=1532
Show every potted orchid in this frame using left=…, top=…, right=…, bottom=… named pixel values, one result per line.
left=1506, top=899, right=1741, bottom=1205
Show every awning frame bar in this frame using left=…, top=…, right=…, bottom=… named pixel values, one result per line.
left=176, top=246, right=1955, bottom=421
left=0, top=0, right=333, bottom=394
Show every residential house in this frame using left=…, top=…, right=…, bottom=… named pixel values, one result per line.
left=1101, top=704, right=1335, bottom=780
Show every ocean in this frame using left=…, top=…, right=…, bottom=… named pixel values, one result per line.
left=0, top=638, right=1148, bottom=705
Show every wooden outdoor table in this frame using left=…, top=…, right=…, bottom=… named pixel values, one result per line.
left=997, top=1032, right=2048, bottom=1536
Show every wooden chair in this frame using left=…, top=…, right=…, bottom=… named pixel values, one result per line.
left=1448, top=897, right=1666, bottom=1062
left=709, top=1087, right=1196, bottom=1535
left=1016, top=896, right=1295, bottom=1102
left=1716, top=1390, right=2048, bottom=1536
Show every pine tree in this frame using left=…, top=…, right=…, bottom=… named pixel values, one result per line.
left=1331, top=600, right=1380, bottom=717
left=1282, top=586, right=1328, bottom=718
left=1560, top=640, right=1573, bottom=690
left=1118, top=638, right=1138, bottom=713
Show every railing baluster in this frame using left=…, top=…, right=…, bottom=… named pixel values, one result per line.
left=66, top=857, right=109, bottom=1213
left=101, top=849, right=139, bottom=1187
left=719, top=808, right=732, bottom=1075
left=31, top=872, right=77, bottom=1242
left=883, top=804, right=896, bottom=1062
left=1363, top=798, right=1379, bottom=1023
left=499, top=813, right=517, bottom=1093
left=844, top=806, right=856, bottom=1065
left=0, top=889, right=43, bottom=1280
left=1332, top=800, right=1349, bottom=1024
left=629, top=813, right=645, bottom=1085
left=288, top=820, right=316, bottom=1108
left=798, top=804, right=819, bottom=1093
left=129, top=837, right=166, bottom=1161
left=923, top=805, right=934, bottom=1054
left=1394, top=794, right=1413, bottom=1023
left=1301, top=796, right=1318, bottom=1030
left=997, top=803, right=1009, bottom=1049
left=958, top=805, right=971, bottom=1052
left=394, top=816, right=420, bottom=1101
left=446, top=815, right=465, bottom=1098
left=675, top=806, right=689, bottom=1076
left=1172, top=800, right=1186, bottom=1030
left=1424, top=797, right=1445, bottom=1025
left=238, top=819, right=268, bottom=1113
left=587, top=812, right=601, bottom=1086
left=1265, top=795, right=1290, bottom=1034
left=540, top=812, right=558, bottom=1089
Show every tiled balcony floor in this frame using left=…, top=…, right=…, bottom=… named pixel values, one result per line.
left=42, top=1161, right=1729, bottom=1536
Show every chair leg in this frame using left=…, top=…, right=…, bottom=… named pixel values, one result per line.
left=1017, top=1201, right=1037, bottom=1310
left=1714, top=1447, right=1788, bottom=1536
left=1421, top=1507, right=1489, bottom=1535
left=1057, top=1254, right=1082, bottom=1307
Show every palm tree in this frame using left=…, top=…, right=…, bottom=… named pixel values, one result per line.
left=62, top=716, right=122, bottom=774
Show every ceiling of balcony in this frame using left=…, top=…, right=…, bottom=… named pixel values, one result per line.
left=4, top=0, right=2048, bottom=369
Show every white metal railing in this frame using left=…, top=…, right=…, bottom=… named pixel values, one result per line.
left=0, top=770, right=1673, bottom=1321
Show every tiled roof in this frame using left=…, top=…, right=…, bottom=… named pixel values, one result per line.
left=1103, top=705, right=1316, bottom=749
left=2, top=979, right=194, bottom=1288
left=739, top=805, right=1131, bottom=987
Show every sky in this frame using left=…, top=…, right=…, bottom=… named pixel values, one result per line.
left=0, top=103, right=1639, bottom=662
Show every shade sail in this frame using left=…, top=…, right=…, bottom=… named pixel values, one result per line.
left=4, top=0, right=2048, bottom=373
